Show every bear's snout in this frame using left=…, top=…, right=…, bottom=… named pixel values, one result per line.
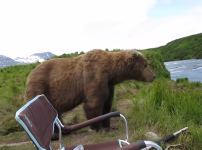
left=143, top=67, right=156, bottom=82
left=151, top=74, right=156, bottom=82
left=146, top=74, right=156, bottom=82
left=154, top=74, right=156, bottom=80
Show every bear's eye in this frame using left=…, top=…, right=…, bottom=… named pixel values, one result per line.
left=144, top=64, right=147, bottom=68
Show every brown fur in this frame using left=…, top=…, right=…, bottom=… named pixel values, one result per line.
left=25, top=49, right=156, bottom=131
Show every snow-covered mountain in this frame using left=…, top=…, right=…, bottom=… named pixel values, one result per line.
left=14, top=52, right=55, bottom=63
left=0, top=55, right=23, bottom=68
left=0, top=52, right=56, bottom=68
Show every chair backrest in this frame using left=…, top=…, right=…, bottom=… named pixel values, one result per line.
left=15, top=94, right=58, bottom=150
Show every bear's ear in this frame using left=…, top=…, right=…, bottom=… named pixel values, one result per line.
left=133, top=52, right=139, bottom=59
left=133, top=51, right=143, bottom=59
left=135, top=53, right=139, bottom=58
left=125, top=50, right=142, bottom=61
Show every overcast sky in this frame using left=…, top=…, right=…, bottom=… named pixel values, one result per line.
left=0, top=0, right=202, bottom=59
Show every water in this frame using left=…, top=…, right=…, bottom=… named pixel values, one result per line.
left=164, top=59, right=202, bottom=83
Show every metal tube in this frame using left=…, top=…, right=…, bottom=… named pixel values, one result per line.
left=173, top=127, right=188, bottom=136
left=56, top=119, right=63, bottom=150
left=144, top=141, right=163, bottom=150
left=57, top=118, right=64, bottom=128
left=119, top=139, right=130, bottom=146
left=120, top=114, right=129, bottom=143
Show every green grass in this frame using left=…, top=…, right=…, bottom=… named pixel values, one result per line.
left=129, top=78, right=202, bottom=149
left=0, top=63, right=40, bottom=135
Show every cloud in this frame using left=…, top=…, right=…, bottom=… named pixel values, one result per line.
left=120, top=5, right=202, bottom=49
left=1, top=0, right=202, bottom=58
left=161, top=0, right=172, bottom=4
left=0, top=0, right=156, bottom=58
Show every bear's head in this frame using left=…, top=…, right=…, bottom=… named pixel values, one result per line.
left=125, top=50, right=156, bottom=83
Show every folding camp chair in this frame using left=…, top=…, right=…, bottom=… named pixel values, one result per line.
left=15, top=94, right=162, bottom=150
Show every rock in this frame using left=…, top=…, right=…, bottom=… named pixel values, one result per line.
left=144, top=132, right=160, bottom=140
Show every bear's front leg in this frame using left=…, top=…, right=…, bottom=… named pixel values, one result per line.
left=83, top=75, right=110, bottom=131
left=102, top=85, right=114, bottom=129
left=83, top=99, right=104, bottom=131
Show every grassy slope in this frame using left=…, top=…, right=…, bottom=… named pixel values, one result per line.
left=146, top=32, right=202, bottom=61
left=0, top=63, right=40, bottom=135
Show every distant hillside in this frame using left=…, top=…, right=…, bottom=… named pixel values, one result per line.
left=147, top=33, right=202, bottom=61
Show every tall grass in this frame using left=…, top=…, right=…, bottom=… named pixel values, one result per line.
left=129, top=78, right=202, bottom=149
left=0, top=63, right=40, bottom=135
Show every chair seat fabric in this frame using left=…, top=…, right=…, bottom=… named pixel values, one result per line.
left=65, top=140, right=121, bottom=150
left=15, top=94, right=58, bottom=150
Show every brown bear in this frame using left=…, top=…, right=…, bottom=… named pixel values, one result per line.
left=25, top=49, right=156, bottom=133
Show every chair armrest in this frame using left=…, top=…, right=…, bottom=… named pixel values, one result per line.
left=63, top=111, right=120, bottom=131
left=116, top=141, right=162, bottom=150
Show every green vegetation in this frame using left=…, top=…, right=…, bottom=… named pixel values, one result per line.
left=141, top=50, right=170, bottom=79
left=147, top=32, right=202, bottom=61
left=0, top=35, right=202, bottom=149
left=51, top=51, right=85, bottom=58
left=130, top=78, right=202, bottom=149
left=0, top=63, right=40, bottom=135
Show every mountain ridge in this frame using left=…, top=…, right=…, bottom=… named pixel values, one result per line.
left=0, top=52, right=56, bottom=68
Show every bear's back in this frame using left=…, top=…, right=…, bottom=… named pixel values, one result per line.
left=25, top=57, right=84, bottom=104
